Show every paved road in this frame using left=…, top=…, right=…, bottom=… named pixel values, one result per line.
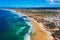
left=29, top=18, right=54, bottom=40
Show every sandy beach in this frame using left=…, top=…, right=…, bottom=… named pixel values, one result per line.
left=29, top=18, right=54, bottom=40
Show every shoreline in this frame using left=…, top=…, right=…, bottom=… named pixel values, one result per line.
left=29, top=17, right=54, bottom=40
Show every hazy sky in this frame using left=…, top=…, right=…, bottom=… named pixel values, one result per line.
left=0, top=0, right=60, bottom=7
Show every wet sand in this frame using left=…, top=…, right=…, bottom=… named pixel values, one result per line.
left=29, top=18, right=53, bottom=40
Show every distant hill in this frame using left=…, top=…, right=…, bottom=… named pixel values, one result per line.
left=1, top=7, right=60, bottom=10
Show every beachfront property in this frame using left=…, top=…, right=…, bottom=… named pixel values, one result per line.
left=43, top=15, right=60, bottom=27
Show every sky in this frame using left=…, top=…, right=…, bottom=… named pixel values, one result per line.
left=0, top=0, right=60, bottom=7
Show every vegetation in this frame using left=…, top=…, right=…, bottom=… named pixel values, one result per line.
left=48, top=23, right=56, bottom=29
left=52, top=30, right=60, bottom=39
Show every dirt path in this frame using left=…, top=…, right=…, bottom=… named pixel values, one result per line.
left=29, top=18, right=53, bottom=40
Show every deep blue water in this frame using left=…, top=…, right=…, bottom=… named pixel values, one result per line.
left=0, top=9, right=30, bottom=40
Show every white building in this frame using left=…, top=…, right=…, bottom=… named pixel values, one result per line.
left=43, top=16, right=57, bottom=22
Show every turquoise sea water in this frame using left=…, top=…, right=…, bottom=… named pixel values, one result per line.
left=0, top=9, right=31, bottom=40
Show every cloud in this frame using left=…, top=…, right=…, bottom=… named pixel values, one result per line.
left=46, top=0, right=54, bottom=3
left=50, top=0, right=54, bottom=3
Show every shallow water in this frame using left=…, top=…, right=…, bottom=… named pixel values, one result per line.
left=0, top=9, right=31, bottom=40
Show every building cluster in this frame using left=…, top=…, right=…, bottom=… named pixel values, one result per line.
left=43, top=15, right=60, bottom=28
